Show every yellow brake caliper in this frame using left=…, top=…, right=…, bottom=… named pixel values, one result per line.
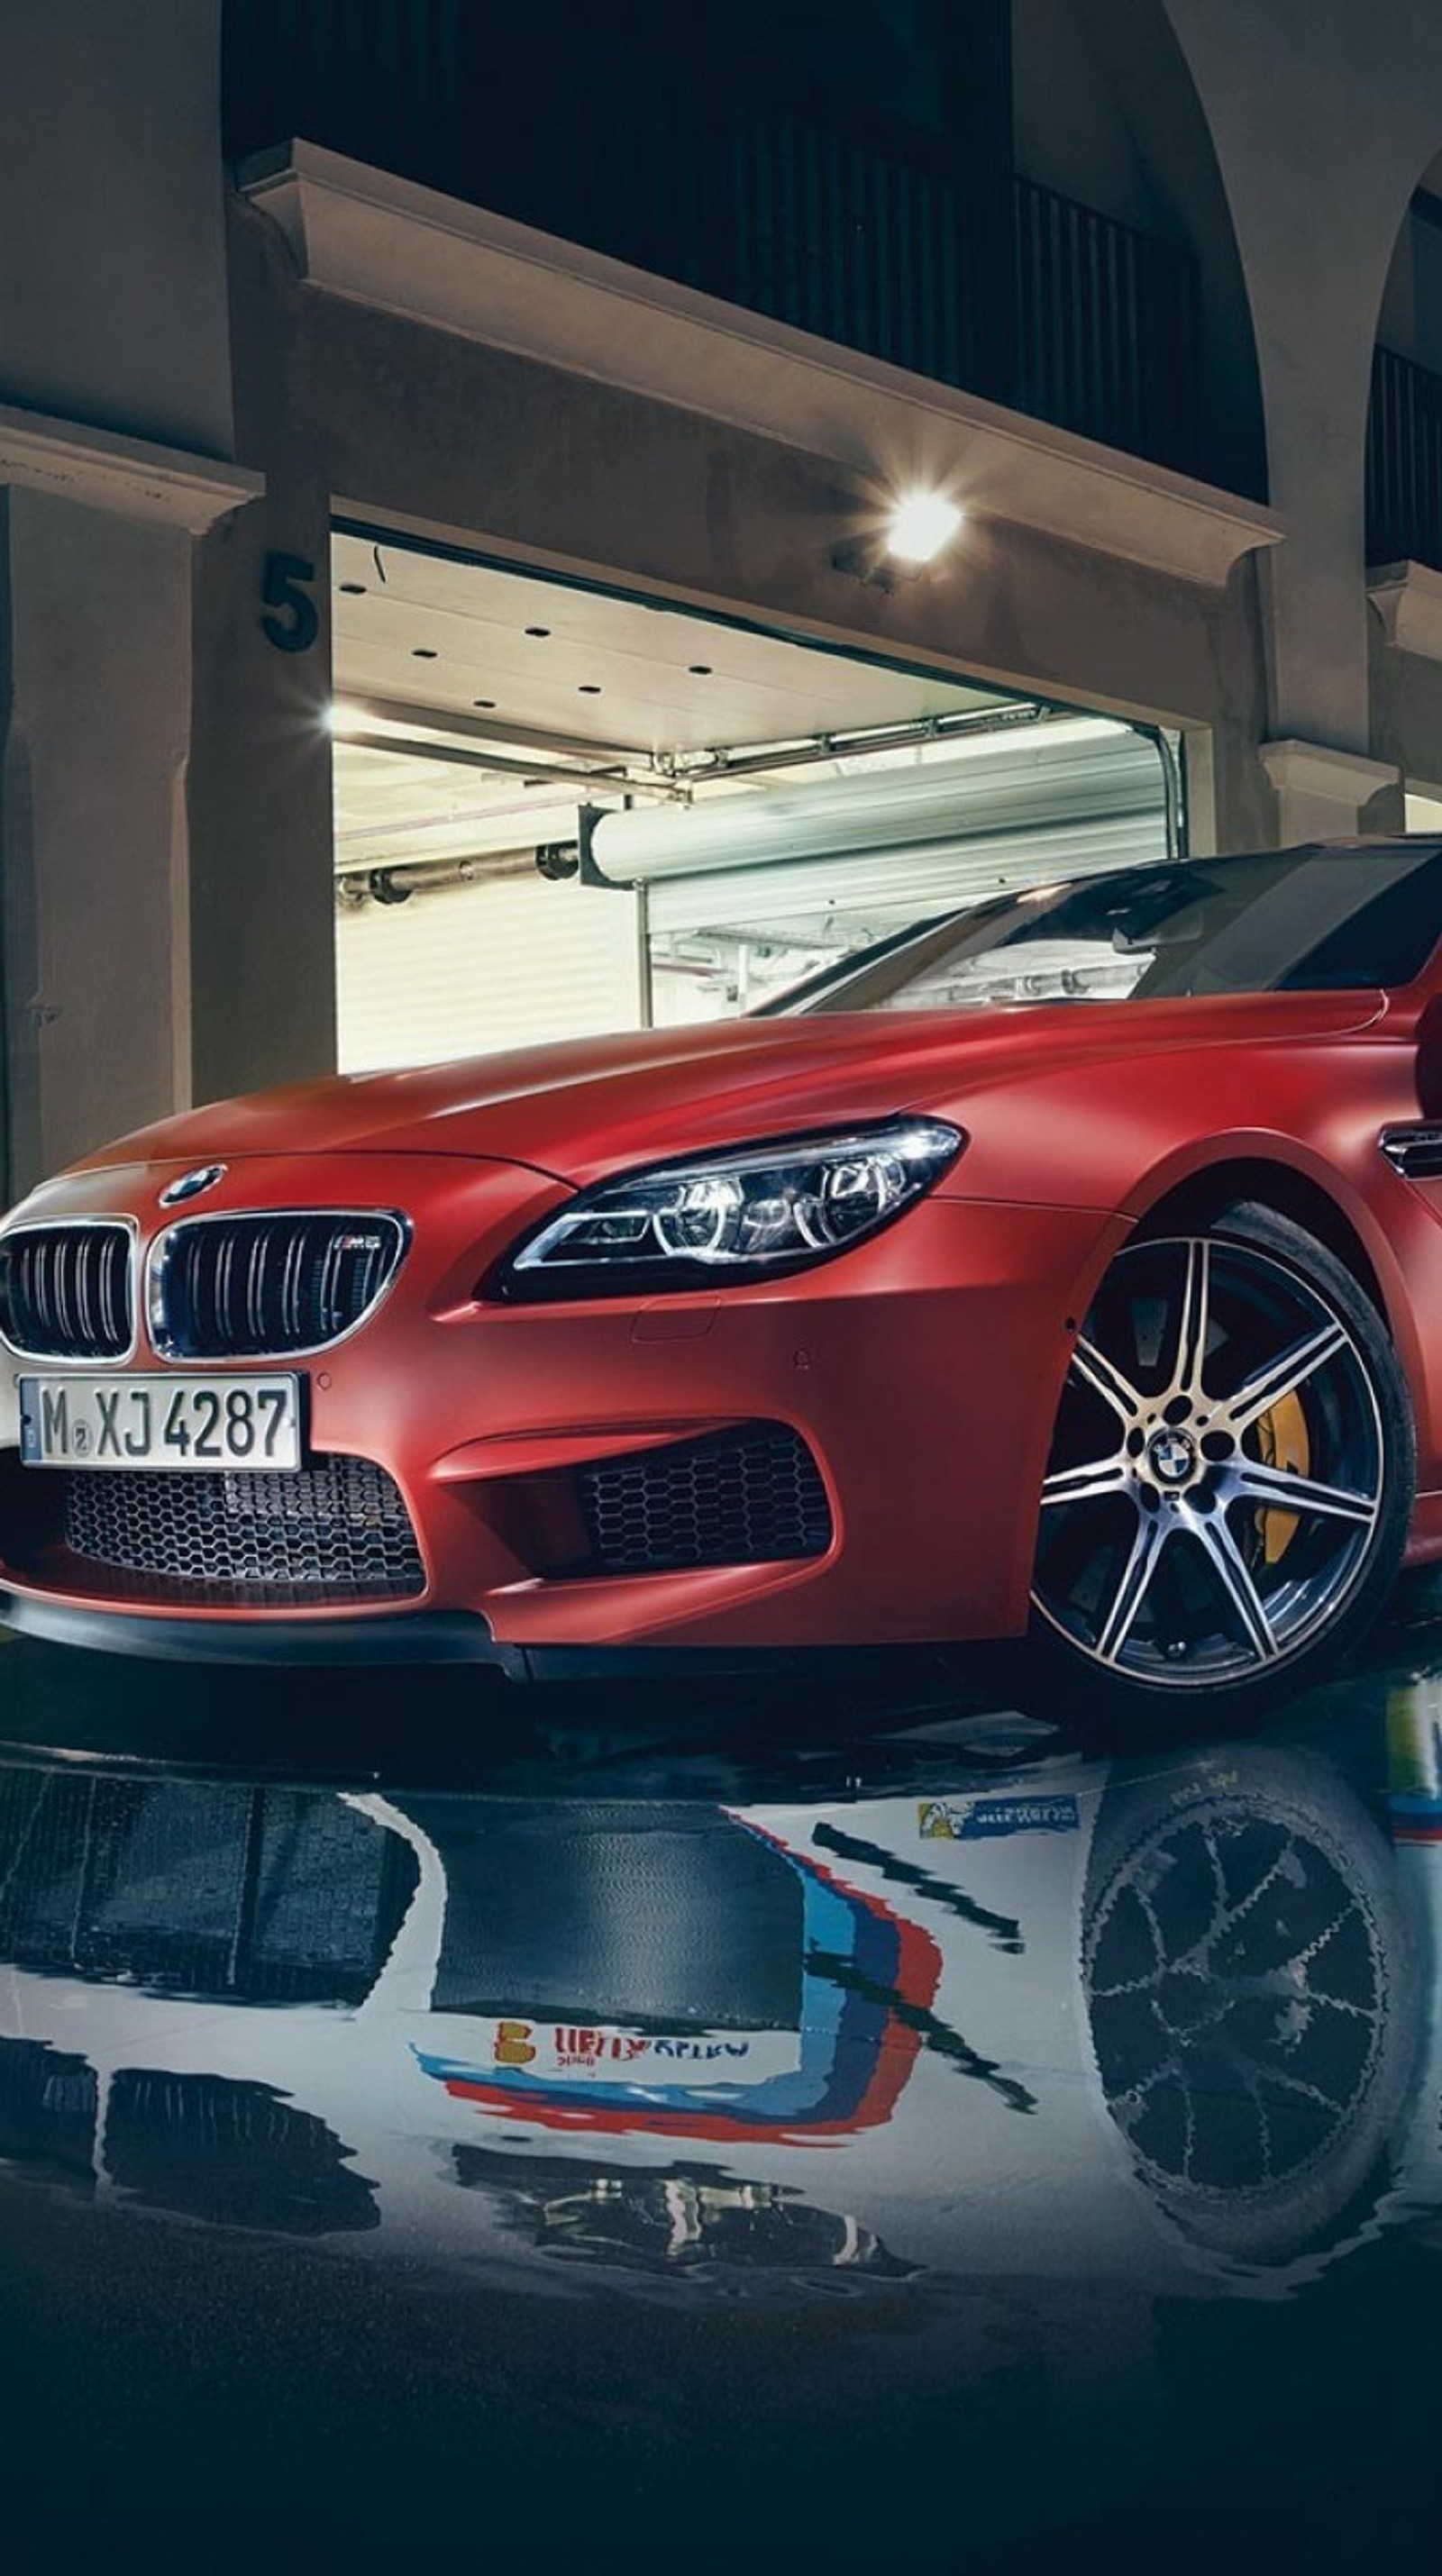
left=1253, top=1389, right=1309, bottom=1565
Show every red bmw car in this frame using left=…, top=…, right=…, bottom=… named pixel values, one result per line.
left=2, top=835, right=1441, bottom=1726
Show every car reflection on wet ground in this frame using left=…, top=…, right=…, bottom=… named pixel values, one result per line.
left=5, top=1616, right=1442, bottom=2571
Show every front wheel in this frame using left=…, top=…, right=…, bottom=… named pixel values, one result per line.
left=1027, top=1206, right=1414, bottom=1731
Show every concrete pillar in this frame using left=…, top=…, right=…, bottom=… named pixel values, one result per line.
left=0, top=433, right=333, bottom=1198
left=0, top=412, right=265, bottom=1200
left=0, top=487, right=198, bottom=1197
left=187, top=480, right=338, bottom=1111
left=183, top=191, right=360, bottom=1113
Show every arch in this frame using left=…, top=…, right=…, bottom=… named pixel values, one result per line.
left=1161, top=5, right=1442, bottom=530
left=1367, top=149, right=1442, bottom=575
left=1374, top=154, right=1442, bottom=378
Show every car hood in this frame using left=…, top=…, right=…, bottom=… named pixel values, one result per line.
left=70, top=993, right=1383, bottom=1190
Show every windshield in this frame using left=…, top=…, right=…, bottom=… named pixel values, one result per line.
left=771, top=843, right=1442, bottom=1016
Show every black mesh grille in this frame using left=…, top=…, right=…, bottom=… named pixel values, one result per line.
left=0, top=1224, right=132, bottom=1360
left=151, top=1213, right=406, bottom=1358
left=578, top=1426, right=831, bottom=1574
left=63, top=1454, right=424, bottom=1599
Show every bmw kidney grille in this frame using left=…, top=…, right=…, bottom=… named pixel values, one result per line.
left=0, top=1212, right=408, bottom=1365
left=150, top=1214, right=408, bottom=1358
left=0, top=1225, right=133, bottom=1361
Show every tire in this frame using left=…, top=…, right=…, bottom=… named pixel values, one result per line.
left=1081, top=1744, right=1419, bottom=2271
left=1024, top=1203, right=1414, bottom=1734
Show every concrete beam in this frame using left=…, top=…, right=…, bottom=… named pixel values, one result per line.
left=1258, top=738, right=1401, bottom=842
left=242, top=143, right=1281, bottom=592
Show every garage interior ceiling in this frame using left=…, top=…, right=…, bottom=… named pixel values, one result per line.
left=330, top=531, right=1036, bottom=885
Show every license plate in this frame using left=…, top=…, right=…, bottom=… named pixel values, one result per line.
left=19, top=1374, right=304, bottom=1472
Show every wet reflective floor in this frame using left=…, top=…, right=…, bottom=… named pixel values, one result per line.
left=6, top=1610, right=1442, bottom=2569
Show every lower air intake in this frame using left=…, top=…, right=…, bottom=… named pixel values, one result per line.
left=63, top=1454, right=424, bottom=1599
left=577, top=1425, right=832, bottom=1574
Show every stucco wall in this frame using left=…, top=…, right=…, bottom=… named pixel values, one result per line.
left=0, top=2, right=234, bottom=460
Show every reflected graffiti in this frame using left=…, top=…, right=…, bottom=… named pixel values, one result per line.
left=0, top=1699, right=1439, bottom=2307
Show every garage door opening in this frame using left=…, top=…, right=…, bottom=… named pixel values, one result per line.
left=331, top=530, right=1177, bottom=1071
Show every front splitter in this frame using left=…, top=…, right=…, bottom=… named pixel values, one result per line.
left=0, top=1590, right=522, bottom=1671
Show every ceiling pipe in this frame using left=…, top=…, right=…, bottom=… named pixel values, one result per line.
left=338, top=690, right=657, bottom=770
left=670, top=699, right=1049, bottom=784
left=338, top=729, right=680, bottom=801
left=335, top=845, right=563, bottom=907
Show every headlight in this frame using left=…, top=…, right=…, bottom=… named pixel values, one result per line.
left=498, top=1119, right=964, bottom=1298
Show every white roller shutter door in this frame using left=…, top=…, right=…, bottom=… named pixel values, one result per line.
left=598, top=721, right=1170, bottom=943
left=336, top=875, right=642, bottom=1073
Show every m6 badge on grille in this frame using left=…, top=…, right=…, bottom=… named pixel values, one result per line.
left=19, top=1373, right=303, bottom=1472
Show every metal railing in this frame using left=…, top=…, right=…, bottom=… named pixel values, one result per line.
left=1016, top=179, right=1200, bottom=476
left=586, top=84, right=1004, bottom=407
left=1367, top=345, right=1442, bottom=571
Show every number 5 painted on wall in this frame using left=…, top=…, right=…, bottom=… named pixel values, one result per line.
left=261, top=552, right=319, bottom=653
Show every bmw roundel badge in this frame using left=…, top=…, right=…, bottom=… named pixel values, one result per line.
left=160, top=1163, right=228, bottom=1207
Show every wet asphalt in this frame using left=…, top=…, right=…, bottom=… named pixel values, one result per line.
left=5, top=1593, right=1442, bottom=2571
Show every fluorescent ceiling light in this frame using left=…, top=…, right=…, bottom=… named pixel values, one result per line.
left=885, top=491, right=963, bottom=564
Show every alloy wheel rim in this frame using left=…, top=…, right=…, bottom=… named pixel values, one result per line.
left=1031, top=1236, right=1385, bottom=1689
left=1085, top=1801, right=1389, bottom=2202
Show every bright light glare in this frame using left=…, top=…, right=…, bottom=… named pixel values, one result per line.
left=885, top=490, right=963, bottom=564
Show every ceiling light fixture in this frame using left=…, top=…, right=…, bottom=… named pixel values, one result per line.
left=884, top=490, right=963, bottom=565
